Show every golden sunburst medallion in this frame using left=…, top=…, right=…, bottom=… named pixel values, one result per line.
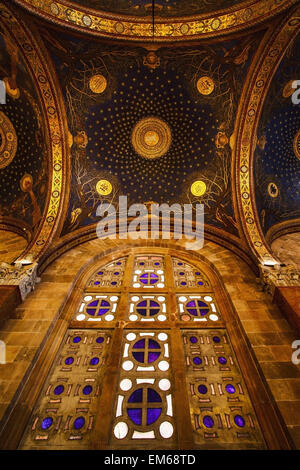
left=197, top=76, right=215, bottom=96
left=191, top=180, right=207, bottom=197
left=96, top=179, right=112, bottom=196
left=20, top=174, right=33, bottom=192
left=294, top=130, right=300, bottom=161
left=0, top=111, right=18, bottom=169
left=131, top=117, right=172, bottom=159
left=89, top=74, right=107, bottom=94
left=268, top=182, right=279, bottom=198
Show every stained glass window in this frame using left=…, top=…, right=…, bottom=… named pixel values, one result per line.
left=21, top=330, right=111, bottom=449
left=172, top=257, right=210, bottom=288
left=182, top=329, right=264, bottom=448
left=20, top=252, right=266, bottom=450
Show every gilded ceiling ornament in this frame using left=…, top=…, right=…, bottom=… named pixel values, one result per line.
left=143, top=52, right=160, bottom=70
left=20, top=173, right=33, bottom=192
left=268, top=182, right=279, bottom=198
left=3, top=77, right=20, bottom=99
left=131, top=117, right=172, bottom=159
left=197, top=76, right=215, bottom=95
left=293, top=130, right=300, bottom=160
left=74, top=130, right=88, bottom=149
left=89, top=74, right=107, bottom=94
left=96, top=179, right=113, bottom=196
left=191, top=181, right=207, bottom=197
left=0, top=111, right=18, bottom=169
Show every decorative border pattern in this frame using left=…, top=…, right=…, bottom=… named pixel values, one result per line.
left=13, top=0, right=297, bottom=41
left=236, top=8, right=300, bottom=263
left=0, top=3, right=68, bottom=262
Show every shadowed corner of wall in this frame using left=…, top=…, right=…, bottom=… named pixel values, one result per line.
left=0, top=340, right=6, bottom=364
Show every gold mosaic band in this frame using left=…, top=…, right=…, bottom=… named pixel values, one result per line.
left=13, top=0, right=297, bottom=41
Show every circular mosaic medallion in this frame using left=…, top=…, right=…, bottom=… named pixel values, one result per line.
left=294, top=130, right=300, bottom=161
left=197, top=76, right=215, bottom=95
left=268, top=182, right=279, bottom=198
left=131, top=117, right=172, bottom=159
left=89, top=74, right=107, bottom=94
left=96, top=179, right=113, bottom=196
left=0, top=111, right=17, bottom=169
left=191, top=180, right=207, bottom=197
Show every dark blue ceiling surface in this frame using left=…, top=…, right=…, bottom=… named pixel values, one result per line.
left=254, top=35, right=300, bottom=235
left=41, top=28, right=261, bottom=236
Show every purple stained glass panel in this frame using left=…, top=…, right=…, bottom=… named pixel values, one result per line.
left=83, top=385, right=93, bottom=395
left=133, top=339, right=145, bottom=349
left=65, top=357, right=74, bottom=365
left=147, top=388, right=162, bottom=403
left=226, top=384, right=235, bottom=394
left=54, top=385, right=64, bottom=395
left=73, top=336, right=81, bottom=343
left=198, top=384, right=208, bottom=395
left=190, top=336, right=198, bottom=344
left=203, top=416, right=214, bottom=428
left=90, top=357, right=99, bottom=365
left=147, top=408, right=162, bottom=425
left=74, top=417, right=85, bottom=429
left=218, top=356, right=227, bottom=365
left=41, top=417, right=53, bottom=430
left=96, top=336, right=104, bottom=344
left=149, top=340, right=160, bottom=349
left=132, top=351, right=145, bottom=363
left=128, top=388, right=143, bottom=403
left=193, top=357, right=202, bottom=365
left=127, top=408, right=142, bottom=425
left=148, top=351, right=160, bottom=363
left=234, top=415, right=245, bottom=428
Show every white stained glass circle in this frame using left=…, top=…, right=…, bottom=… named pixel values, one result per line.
left=209, top=314, right=218, bottom=322
left=204, top=296, right=213, bottom=302
left=157, top=283, right=164, bottom=288
left=105, top=314, right=114, bottom=322
left=158, top=360, right=169, bottom=371
left=158, top=315, right=166, bottom=322
left=120, top=379, right=133, bottom=391
left=179, top=296, right=187, bottom=302
left=129, top=314, right=138, bottom=321
left=76, top=314, right=86, bottom=321
left=157, top=270, right=163, bottom=275
left=133, top=283, right=140, bottom=288
left=122, top=360, right=134, bottom=371
left=159, top=379, right=171, bottom=391
left=132, top=296, right=140, bottom=302
left=159, top=421, right=173, bottom=439
left=110, top=296, right=118, bottom=302
left=158, top=333, right=168, bottom=341
left=157, top=296, right=165, bottom=302
left=135, top=270, right=142, bottom=274
left=126, top=333, right=136, bottom=341
left=84, top=295, right=92, bottom=301
left=114, top=422, right=128, bottom=439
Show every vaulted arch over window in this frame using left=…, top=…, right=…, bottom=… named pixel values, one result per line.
left=20, top=250, right=267, bottom=449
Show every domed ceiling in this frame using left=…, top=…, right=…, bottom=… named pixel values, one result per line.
left=0, top=25, right=49, bottom=236
left=40, top=26, right=262, bottom=237
left=254, top=33, right=300, bottom=236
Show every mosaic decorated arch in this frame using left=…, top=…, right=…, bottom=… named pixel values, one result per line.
left=0, top=2, right=69, bottom=263
left=234, top=5, right=300, bottom=264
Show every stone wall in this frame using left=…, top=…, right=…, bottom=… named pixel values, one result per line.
left=0, top=237, right=299, bottom=448
left=0, top=230, right=27, bottom=264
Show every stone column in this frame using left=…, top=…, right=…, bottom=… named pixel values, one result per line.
left=0, top=262, right=39, bottom=326
left=259, top=264, right=300, bottom=333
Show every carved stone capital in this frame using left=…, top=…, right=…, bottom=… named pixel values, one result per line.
left=0, top=262, right=40, bottom=300
left=258, top=264, right=300, bottom=296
